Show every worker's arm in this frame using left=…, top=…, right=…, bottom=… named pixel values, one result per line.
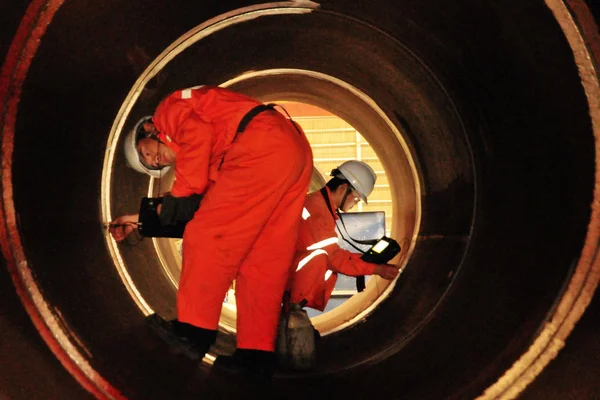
left=158, top=113, right=209, bottom=225
left=300, top=202, right=376, bottom=277
left=329, top=244, right=400, bottom=279
left=327, top=245, right=377, bottom=276
left=169, top=113, right=213, bottom=198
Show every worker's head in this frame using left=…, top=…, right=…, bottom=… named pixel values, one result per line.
left=326, top=160, right=377, bottom=211
left=123, top=116, right=175, bottom=178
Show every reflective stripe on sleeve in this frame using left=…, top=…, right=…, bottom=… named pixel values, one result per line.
left=296, top=249, right=328, bottom=272
left=324, top=270, right=333, bottom=281
left=306, top=237, right=338, bottom=250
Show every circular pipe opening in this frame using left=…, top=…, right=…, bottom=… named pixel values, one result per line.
left=1, top=1, right=598, bottom=399
left=109, top=68, right=422, bottom=341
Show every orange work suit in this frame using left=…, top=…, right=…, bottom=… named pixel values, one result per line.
left=288, top=187, right=377, bottom=311
left=152, top=86, right=313, bottom=351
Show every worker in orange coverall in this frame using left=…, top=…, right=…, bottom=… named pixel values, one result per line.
left=109, top=86, right=313, bottom=379
left=288, top=161, right=399, bottom=313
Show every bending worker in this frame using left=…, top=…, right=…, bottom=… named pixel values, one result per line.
left=109, top=85, right=313, bottom=377
left=287, top=160, right=399, bottom=313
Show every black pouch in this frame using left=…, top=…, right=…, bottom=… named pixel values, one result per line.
left=360, top=236, right=401, bottom=264
left=137, top=196, right=196, bottom=238
left=356, top=236, right=401, bottom=292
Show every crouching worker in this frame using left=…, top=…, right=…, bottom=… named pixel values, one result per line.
left=280, top=161, right=400, bottom=370
left=109, top=85, right=313, bottom=380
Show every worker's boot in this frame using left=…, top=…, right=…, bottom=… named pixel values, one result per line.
left=213, top=349, right=276, bottom=383
left=145, top=313, right=217, bottom=361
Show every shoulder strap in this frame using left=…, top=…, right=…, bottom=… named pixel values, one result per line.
left=319, top=187, right=336, bottom=220
left=218, top=104, right=276, bottom=171
left=320, top=187, right=368, bottom=292
left=236, top=103, right=276, bottom=134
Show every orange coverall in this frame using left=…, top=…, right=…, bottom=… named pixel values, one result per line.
left=152, top=86, right=313, bottom=351
left=288, top=187, right=377, bottom=311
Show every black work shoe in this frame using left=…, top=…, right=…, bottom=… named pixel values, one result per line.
left=145, top=314, right=208, bottom=361
left=208, top=352, right=275, bottom=399
left=213, top=349, right=275, bottom=383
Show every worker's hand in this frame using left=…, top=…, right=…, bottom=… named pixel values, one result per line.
left=108, top=214, right=139, bottom=242
left=373, top=264, right=400, bottom=280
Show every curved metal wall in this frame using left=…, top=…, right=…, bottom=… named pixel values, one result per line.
left=1, top=1, right=599, bottom=399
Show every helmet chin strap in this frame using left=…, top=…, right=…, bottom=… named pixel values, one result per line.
left=338, top=185, right=353, bottom=212
left=155, top=138, right=161, bottom=169
left=157, top=138, right=163, bottom=193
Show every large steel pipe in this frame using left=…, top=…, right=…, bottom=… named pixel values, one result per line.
left=1, top=1, right=599, bottom=399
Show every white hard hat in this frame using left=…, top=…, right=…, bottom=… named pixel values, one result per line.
left=123, top=116, right=170, bottom=178
left=334, top=160, right=377, bottom=204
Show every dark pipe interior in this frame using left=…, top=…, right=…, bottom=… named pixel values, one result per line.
left=3, top=1, right=596, bottom=399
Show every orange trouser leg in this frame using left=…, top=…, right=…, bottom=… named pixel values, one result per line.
left=234, top=171, right=312, bottom=351
left=177, top=113, right=313, bottom=351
